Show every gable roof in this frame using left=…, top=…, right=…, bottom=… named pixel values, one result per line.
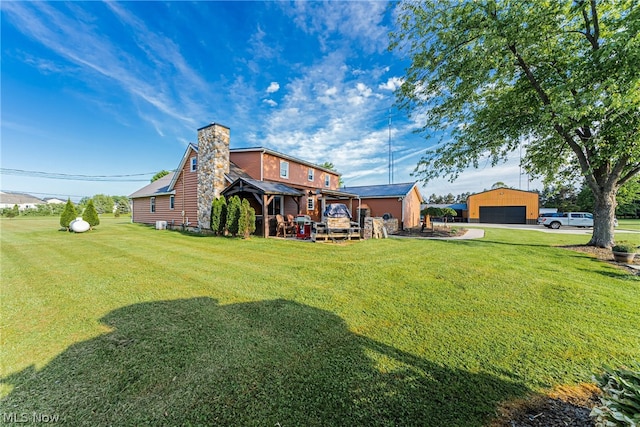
left=340, top=182, right=421, bottom=199
left=222, top=177, right=305, bottom=197
left=129, top=172, right=176, bottom=198
left=468, top=187, right=539, bottom=198
left=165, top=143, right=253, bottom=193
left=0, top=191, right=44, bottom=205
left=167, top=143, right=198, bottom=191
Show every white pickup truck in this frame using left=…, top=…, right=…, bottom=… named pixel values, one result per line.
left=538, top=212, right=619, bottom=229
left=538, top=212, right=594, bottom=229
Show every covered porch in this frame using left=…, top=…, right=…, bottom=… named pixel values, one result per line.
left=221, top=177, right=305, bottom=237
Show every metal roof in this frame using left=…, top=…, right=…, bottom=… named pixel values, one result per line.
left=222, top=177, right=305, bottom=197
left=339, top=182, right=419, bottom=198
left=424, top=203, right=468, bottom=210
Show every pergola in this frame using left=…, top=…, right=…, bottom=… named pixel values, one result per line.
left=222, top=177, right=305, bottom=237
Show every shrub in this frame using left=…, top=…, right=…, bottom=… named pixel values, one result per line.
left=4, top=205, right=19, bottom=218
left=247, top=202, right=256, bottom=236
left=60, top=199, right=77, bottom=230
left=211, top=196, right=227, bottom=235
left=591, top=363, right=640, bottom=426
left=238, top=198, right=256, bottom=238
left=82, top=199, right=100, bottom=228
left=225, top=196, right=241, bottom=236
left=612, top=242, right=638, bottom=253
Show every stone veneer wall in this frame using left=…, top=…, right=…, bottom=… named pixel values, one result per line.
left=363, top=217, right=398, bottom=239
left=197, top=123, right=230, bottom=230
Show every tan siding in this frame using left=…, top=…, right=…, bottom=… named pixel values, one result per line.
left=403, top=187, right=422, bottom=228
left=467, top=188, right=539, bottom=222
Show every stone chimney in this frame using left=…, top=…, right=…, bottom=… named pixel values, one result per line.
left=196, top=123, right=230, bottom=230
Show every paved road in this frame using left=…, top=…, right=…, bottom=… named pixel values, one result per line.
left=453, top=222, right=640, bottom=235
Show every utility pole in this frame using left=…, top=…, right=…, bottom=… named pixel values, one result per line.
left=388, top=109, right=392, bottom=184
left=519, top=143, right=522, bottom=190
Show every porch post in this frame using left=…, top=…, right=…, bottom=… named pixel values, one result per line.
left=262, top=194, right=269, bottom=237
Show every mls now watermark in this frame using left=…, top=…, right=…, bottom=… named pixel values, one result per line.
left=1, top=412, right=60, bottom=423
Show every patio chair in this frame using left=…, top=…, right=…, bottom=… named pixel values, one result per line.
left=276, top=214, right=295, bottom=237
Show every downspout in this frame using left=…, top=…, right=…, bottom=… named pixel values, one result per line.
left=260, top=149, right=264, bottom=181
left=401, top=196, right=406, bottom=230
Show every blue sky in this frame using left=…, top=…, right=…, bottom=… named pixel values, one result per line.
left=1, top=1, right=533, bottom=202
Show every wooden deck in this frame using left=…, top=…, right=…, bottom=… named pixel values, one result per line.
left=312, top=217, right=361, bottom=242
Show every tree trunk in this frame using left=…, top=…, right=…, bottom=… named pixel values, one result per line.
left=588, top=186, right=617, bottom=248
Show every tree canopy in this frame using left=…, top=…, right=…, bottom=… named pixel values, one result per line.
left=391, top=0, right=640, bottom=247
left=151, top=170, right=171, bottom=182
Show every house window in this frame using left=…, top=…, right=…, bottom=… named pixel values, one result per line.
left=190, top=157, right=197, bottom=172
left=307, top=196, right=315, bottom=211
left=268, top=196, right=283, bottom=215
left=150, top=197, right=156, bottom=213
left=324, top=174, right=330, bottom=187
left=169, top=195, right=175, bottom=210
left=308, top=168, right=314, bottom=181
left=280, top=161, right=289, bottom=179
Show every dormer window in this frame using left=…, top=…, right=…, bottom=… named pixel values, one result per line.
left=280, top=161, right=289, bottom=179
left=190, top=157, right=197, bottom=172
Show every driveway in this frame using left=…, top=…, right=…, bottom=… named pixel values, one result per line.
left=457, top=222, right=640, bottom=235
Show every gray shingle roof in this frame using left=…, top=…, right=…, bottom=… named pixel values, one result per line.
left=129, top=172, right=175, bottom=198
left=339, top=182, right=418, bottom=198
left=0, top=191, right=44, bottom=204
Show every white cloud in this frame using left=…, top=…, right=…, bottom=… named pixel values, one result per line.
left=263, top=99, right=278, bottom=107
left=282, top=1, right=389, bottom=54
left=266, top=82, right=280, bottom=93
left=379, top=77, right=404, bottom=91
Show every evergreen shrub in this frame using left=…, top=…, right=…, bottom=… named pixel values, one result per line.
left=60, top=199, right=77, bottom=230
left=82, top=199, right=100, bottom=228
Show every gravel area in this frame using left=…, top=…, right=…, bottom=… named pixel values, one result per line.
left=491, top=384, right=601, bottom=427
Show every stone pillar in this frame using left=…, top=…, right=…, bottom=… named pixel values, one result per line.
left=197, top=123, right=230, bottom=230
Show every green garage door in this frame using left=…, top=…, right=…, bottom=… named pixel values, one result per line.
left=479, top=206, right=526, bottom=224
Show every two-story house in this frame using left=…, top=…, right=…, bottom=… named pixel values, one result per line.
left=129, top=122, right=358, bottom=236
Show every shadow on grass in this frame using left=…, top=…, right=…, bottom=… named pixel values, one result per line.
left=1, top=298, right=529, bottom=426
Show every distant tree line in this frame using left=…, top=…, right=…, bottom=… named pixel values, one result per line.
left=1, top=203, right=65, bottom=217
left=426, top=177, right=640, bottom=218
left=427, top=192, right=471, bottom=204
left=1, top=194, right=131, bottom=218
left=540, top=178, right=640, bottom=218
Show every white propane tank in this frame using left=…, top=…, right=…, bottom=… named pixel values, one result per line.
left=70, top=217, right=90, bottom=233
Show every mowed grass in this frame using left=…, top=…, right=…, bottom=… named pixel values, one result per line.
left=618, top=218, right=640, bottom=231
left=1, top=217, right=639, bottom=426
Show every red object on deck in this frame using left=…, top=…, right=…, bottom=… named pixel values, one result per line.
left=295, top=215, right=312, bottom=239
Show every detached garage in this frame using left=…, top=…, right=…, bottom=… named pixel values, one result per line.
left=467, top=188, right=539, bottom=224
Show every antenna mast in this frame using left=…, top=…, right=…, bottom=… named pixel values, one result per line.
left=388, top=109, right=392, bottom=184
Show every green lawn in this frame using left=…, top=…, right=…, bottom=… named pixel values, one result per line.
left=1, top=217, right=639, bottom=426
left=618, top=218, right=640, bottom=231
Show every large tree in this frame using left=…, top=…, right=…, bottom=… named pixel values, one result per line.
left=391, top=0, right=640, bottom=247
